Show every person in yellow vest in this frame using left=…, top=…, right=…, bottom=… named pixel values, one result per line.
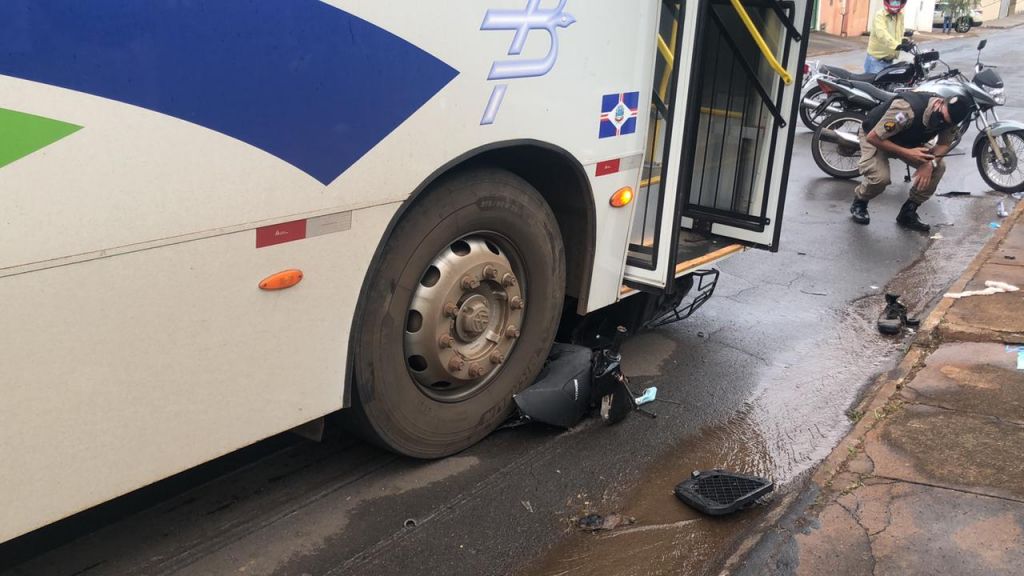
left=865, top=0, right=907, bottom=74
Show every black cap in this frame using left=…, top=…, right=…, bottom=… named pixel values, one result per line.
left=945, top=95, right=972, bottom=125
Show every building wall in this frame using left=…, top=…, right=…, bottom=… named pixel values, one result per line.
left=818, top=0, right=871, bottom=35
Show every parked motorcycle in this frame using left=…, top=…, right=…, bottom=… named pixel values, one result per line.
left=918, top=40, right=1023, bottom=193
left=809, top=66, right=958, bottom=178
left=800, top=33, right=938, bottom=130
left=811, top=40, right=1024, bottom=193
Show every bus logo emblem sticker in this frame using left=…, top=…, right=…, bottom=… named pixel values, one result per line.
left=480, top=0, right=575, bottom=125
left=599, top=92, right=639, bottom=138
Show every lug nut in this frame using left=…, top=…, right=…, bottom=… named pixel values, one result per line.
left=461, top=276, right=480, bottom=290
left=483, top=266, right=498, bottom=280
left=438, top=335, right=455, bottom=349
left=443, top=303, right=459, bottom=318
left=510, top=296, right=524, bottom=310
left=505, top=325, right=520, bottom=339
left=448, top=357, right=465, bottom=372
left=489, top=352, right=505, bottom=365
left=468, top=363, right=485, bottom=378
left=502, top=273, right=517, bottom=287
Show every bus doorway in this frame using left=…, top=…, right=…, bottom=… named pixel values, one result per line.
left=624, top=0, right=811, bottom=291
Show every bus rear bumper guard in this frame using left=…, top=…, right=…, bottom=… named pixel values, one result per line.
left=644, top=269, right=719, bottom=329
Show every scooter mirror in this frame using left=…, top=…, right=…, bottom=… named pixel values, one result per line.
left=978, top=39, right=987, bottom=50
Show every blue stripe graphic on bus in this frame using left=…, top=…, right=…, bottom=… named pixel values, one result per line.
left=598, top=92, right=640, bottom=138
left=0, top=0, right=458, bottom=184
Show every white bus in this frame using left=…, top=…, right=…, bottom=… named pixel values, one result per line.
left=0, top=0, right=810, bottom=543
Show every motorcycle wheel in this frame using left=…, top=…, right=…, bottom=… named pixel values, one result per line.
left=977, top=130, right=1024, bottom=193
left=800, top=86, right=831, bottom=130
left=812, top=112, right=864, bottom=180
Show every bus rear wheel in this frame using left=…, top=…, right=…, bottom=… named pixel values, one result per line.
left=349, top=168, right=566, bottom=458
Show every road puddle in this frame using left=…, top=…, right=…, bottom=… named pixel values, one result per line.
left=526, top=408, right=774, bottom=576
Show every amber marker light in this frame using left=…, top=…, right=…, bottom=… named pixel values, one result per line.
left=259, top=269, right=304, bottom=291
left=610, top=186, right=634, bottom=208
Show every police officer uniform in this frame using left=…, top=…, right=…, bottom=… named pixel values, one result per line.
left=851, top=92, right=968, bottom=231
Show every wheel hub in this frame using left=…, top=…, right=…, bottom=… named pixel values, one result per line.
left=404, top=236, right=525, bottom=401
left=988, top=147, right=1019, bottom=176
left=456, top=295, right=491, bottom=339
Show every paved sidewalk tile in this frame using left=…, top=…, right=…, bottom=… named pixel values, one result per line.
left=863, top=403, right=1024, bottom=501
left=901, top=342, right=1024, bottom=425
left=798, top=483, right=1024, bottom=576
left=942, top=261, right=1024, bottom=340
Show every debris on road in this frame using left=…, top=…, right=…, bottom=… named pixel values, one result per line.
left=512, top=326, right=646, bottom=429
left=877, top=293, right=920, bottom=335
left=930, top=233, right=944, bottom=239
left=512, top=343, right=593, bottom=429
left=576, top=513, right=635, bottom=532
left=673, top=470, right=773, bottom=516
left=990, top=222, right=1002, bottom=229
left=634, top=387, right=657, bottom=406
left=997, top=200, right=1010, bottom=218
left=593, top=327, right=637, bottom=424
left=944, top=280, right=1020, bottom=299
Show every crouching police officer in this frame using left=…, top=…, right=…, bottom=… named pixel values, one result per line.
left=850, top=92, right=972, bottom=231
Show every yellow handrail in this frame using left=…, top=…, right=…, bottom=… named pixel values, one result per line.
left=728, top=0, right=792, bottom=85
left=657, top=17, right=678, bottom=102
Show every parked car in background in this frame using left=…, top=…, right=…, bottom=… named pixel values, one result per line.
left=933, top=3, right=983, bottom=33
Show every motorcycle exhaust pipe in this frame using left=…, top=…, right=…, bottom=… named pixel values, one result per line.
left=819, top=129, right=860, bottom=146
left=801, top=97, right=844, bottom=112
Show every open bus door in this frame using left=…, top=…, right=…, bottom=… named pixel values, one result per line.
left=623, top=0, right=812, bottom=292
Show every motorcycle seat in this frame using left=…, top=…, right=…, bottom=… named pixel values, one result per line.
left=846, top=80, right=897, bottom=102
left=821, top=64, right=876, bottom=83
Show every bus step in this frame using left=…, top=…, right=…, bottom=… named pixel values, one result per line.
left=644, top=269, right=719, bottom=329
left=674, top=469, right=773, bottom=516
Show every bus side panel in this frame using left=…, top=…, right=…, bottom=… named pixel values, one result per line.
left=0, top=204, right=394, bottom=542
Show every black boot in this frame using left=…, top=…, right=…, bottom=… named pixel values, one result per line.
left=850, top=199, right=870, bottom=225
left=896, top=200, right=930, bottom=232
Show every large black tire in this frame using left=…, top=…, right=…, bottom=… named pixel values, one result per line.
left=976, top=130, right=1024, bottom=193
left=348, top=167, right=565, bottom=458
left=955, top=17, right=971, bottom=34
left=800, top=85, right=831, bottom=131
left=812, top=112, right=864, bottom=179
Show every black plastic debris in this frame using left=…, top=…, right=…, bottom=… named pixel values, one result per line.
left=877, top=293, right=920, bottom=335
left=512, top=343, right=593, bottom=429
left=592, top=326, right=636, bottom=424
left=576, top=513, right=635, bottom=532
left=673, top=469, right=773, bottom=516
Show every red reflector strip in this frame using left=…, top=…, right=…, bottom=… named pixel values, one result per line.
left=595, top=158, right=621, bottom=177
left=256, top=219, right=307, bottom=248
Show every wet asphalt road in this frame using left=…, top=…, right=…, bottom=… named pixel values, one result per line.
left=2, top=29, right=1022, bottom=576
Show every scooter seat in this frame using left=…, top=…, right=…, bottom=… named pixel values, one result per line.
left=821, top=64, right=876, bottom=83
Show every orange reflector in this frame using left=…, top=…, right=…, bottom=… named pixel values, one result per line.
left=610, top=186, right=634, bottom=208
left=259, top=269, right=304, bottom=291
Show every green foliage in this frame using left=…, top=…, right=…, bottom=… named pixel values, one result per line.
left=946, top=0, right=980, bottom=17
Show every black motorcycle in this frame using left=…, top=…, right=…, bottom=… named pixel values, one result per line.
left=800, top=36, right=939, bottom=130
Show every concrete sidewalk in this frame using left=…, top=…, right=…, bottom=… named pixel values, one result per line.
left=724, top=199, right=1024, bottom=576
left=985, top=12, right=1024, bottom=30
